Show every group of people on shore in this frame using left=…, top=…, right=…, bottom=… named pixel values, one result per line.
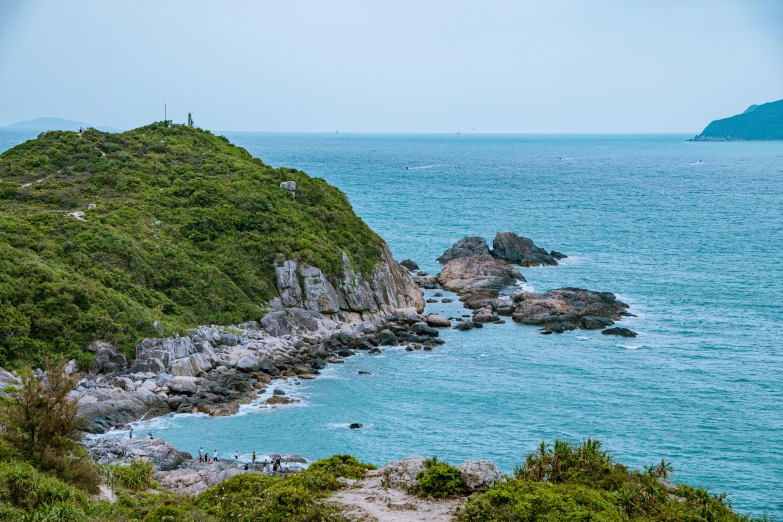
left=196, top=447, right=287, bottom=474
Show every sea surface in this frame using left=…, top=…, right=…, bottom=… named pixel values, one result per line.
left=2, top=130, right=782, bottom=516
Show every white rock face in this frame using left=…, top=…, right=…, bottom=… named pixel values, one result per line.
left=300, top=264, right=340, bottom=313
left=425, top=314, right=452, bottom=328
left=166, top=376, right=199, bottom=394
left=456, top=460, right=505, bottom=492
left=274, top=260, right=302, bottom=307
left=380, top=457, right=426, bottom=490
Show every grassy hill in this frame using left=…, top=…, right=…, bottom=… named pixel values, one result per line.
left=0, top=122, right=384, bottom=367
left=691, top=99, right=783, bottom=141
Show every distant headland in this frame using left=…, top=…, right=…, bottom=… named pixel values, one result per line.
left=690, top=99, right=783, bottom=141
left=3, top=116, right=121, bottom=133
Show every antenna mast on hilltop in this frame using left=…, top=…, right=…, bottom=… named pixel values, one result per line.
left=187, top=112, right=193, bottom=127
left=164, top=103, right=167, bottom=122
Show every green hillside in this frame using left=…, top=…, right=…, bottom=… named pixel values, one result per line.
left=691, top=99, right=783, bottom=141
left=0, top=123, right=383, bottom=367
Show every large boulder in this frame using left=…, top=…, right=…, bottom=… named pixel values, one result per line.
left=167, top=376, right=199, bottom=394
left=437, top=236, right=490, bottom=263
left=77, top=388, right=169, bottom=434
left=437, top=255, right=524, bottom=299
left=261, top=310, right=290, bottom=337
left=425, top=314, right=452, bottom=328
left=511, top=288, right=631, bottom=332
left=457, top=460, right=506, bottom=492
left=491, top=232, right=562, bottom=267
left=83, top=436, right=191, bottom=471
left=380, top=457, right=426, bottom=490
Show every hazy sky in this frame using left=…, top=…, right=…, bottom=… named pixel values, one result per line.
left=1, top=0, right=782, bottom=133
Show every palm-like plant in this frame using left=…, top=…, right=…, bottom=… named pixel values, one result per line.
left=655, top=459, right=674, bottom=480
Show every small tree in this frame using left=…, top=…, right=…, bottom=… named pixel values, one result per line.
left=1, top=358, right=99, bottom=492
left=4, top=359, right=81, bottom=456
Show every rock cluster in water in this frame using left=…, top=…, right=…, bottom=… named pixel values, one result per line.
left=408, top=232, right=637, bottom=336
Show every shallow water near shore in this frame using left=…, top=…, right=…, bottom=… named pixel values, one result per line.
left=3, top=131, right=783, bottom=516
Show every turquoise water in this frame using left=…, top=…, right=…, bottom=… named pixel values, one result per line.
left=2, top=131, right=782, bottom=516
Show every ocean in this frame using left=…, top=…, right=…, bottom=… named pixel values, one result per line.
left=2, top=130, right=781, bottom=516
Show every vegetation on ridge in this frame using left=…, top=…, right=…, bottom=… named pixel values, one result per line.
left=0, top=122, right=384, bottom=367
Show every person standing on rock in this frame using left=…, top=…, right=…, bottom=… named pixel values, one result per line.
left=214, top=449, right=218, bottom=462
left=234, top=451, right=239, bottom=462
left=252, top=451, right=256, bottom=465
left=129, top=427, right=133, bottom=440
left=198, top=447, right=203, bottom=463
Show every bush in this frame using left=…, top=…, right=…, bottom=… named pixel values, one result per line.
left=306, top=454, right=376, bottom=480
left=457, top=439, right=762, bottom=522
left=0, top=460, right=86, bottom=510
left=111, top=458, right=155, bottom=491
left=416, top=457, right=463, bottom=498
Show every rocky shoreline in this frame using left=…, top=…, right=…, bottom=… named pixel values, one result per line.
left=9, top=229, right=636, bottom=499
left=70, top=231, right=635, bottom=436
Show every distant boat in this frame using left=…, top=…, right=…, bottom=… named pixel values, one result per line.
left=335, top=130, right=339, bottom=134
left=456, top=131, right=461, bottom=135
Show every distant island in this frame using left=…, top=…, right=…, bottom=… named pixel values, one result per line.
left=690, top=99, right=783, bottom=141
left=4, top=116, right=120, bottom=133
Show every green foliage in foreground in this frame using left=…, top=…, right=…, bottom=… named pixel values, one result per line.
left=458, top=438, right=768, bottom=522
left=417, top=457, right=463, bottom=498
left=0, top=122, right=384, bottom=367
left=109, top=459, right=155, bottom=491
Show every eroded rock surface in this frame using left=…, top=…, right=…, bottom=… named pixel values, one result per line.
left=511, top=288, right=631, bottom=333
left=491, top=232, right=564, bottom=267
left=437, top=236, right=490, bottom=263
left=437, top=255, right=524, bottom=300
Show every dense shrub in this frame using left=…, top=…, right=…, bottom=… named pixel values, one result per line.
left=458, top=439, right=768, bottom=522
left=416, top=457, right=463, bottom=498
left=111, top=458, right=155, bottom=491
left=0, top=123, right=385, bottom=367
left=0, top=359, right=100, bottom=493
left=306, top=454, right=376, bottom=480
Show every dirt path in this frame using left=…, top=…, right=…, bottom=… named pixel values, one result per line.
left=330, top=470, right=465, bottom=522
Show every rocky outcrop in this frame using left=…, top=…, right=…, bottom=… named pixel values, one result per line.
left=510, top=288, right=631, bottom=333
left=400, top=259, right=419, bottom=271
left=380, top=457, right=427, bottom=490
left=130, top=336, right=217, bottom=378
left=274, top=245, right=424, bottom=320
left=437, top=236, right=490, bottom=263
left=491, top=232, right=564, bottom=267
left=77, top=387, right=170, bottom=433
left=456, top=460, right=506, bottom=492
left=435, top=233, right=566, bottom=268
left=436, top=255, right=524, bottom=300
left=84, top=436, right=191, bottom=471
left=602, top=327, right=637, bottom=338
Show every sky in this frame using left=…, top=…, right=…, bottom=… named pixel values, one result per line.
left=1, top=0, right=782, bottom=133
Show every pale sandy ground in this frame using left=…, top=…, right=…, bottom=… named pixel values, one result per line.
left=330, top=470, right=466, bottom=522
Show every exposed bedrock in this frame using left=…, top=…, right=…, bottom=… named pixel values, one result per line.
left=437, top=236, right=490, bottom=263
left=436, top=254, right=524, bottom=300
left=274, top=244, right=424, bottom=319
left=437, top=232, right=566, bottom=267
left=510, top=288, right=632, bottom=333
left=491, top=232, right=565, bottom=267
